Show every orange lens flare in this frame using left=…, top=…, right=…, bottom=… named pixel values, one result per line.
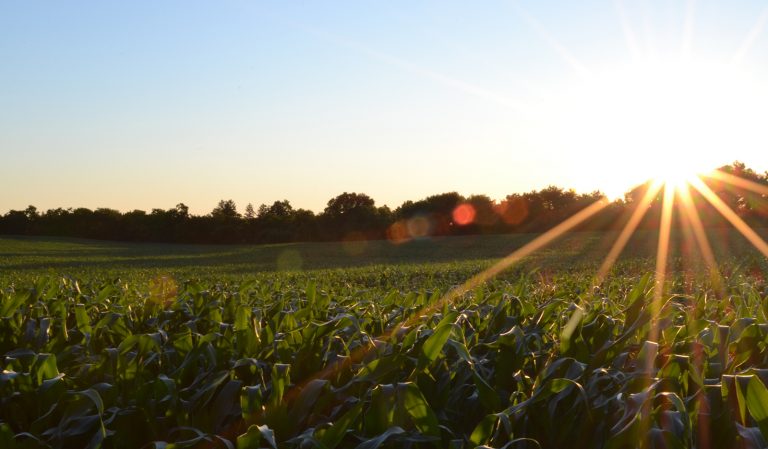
left=452, top=203, right=476, bottom=226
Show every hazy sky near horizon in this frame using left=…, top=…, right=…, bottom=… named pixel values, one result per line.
left=3, top=1, right=768, bottom=214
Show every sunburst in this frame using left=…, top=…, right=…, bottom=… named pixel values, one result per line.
left=265, top=2, right=768, bottom=429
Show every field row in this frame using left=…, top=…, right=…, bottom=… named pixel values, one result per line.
left=2, top=264, right=768, bottom=448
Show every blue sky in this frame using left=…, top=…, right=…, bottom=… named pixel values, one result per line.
left=3, top=1, right=768, bottom=214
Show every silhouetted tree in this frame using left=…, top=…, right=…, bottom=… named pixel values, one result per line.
left=211, top=199, right=239, bottom=219
left=711, top=161, right=768, bottom=219
left=466, top=194, right=499, bottom=230
left=1, top=210, right=29, bottom=234
left=3, top=161, right=767, bottom=244
left=395, top=192, right=465, bottom=236
left=244, top=203, right=255, bottom=219
left=322, top=192, right=385, bottom=240
left=259, top=200, right=293, bottom=218
left=253, top=200, right=298, bottom=243
left=174, top=203, right=190, bottom=219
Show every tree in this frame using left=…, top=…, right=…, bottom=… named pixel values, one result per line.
left=211, top=199, right=239, bottom=219
left=321, top=192, right=383, bottom=239
left=323, top=193, right=375, bottom=218
left=253, top=200, right=298, bottom=243
left=24, top=205, right=39, bottom=220
left=396, top=192, right=463, bottom=219
left=394, top=192, right=465, bottom=236
left=174, top=203, right=189, bottom=219
left=465, top=194, right=498, bottom=228
left=498, top=193, right=529, bottom=227
left=0, top=210, right=30, bottom=234
left=710, top=161, right=768, bottom=218
left=259, top=200, right=293, bottom=218
left=244, top=203, right=256, bottom=219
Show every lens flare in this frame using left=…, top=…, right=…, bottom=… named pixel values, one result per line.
left=452, top=203, right=476, bottom=226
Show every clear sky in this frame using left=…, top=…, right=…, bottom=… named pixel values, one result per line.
left=3, top=1, right=768, bottom=214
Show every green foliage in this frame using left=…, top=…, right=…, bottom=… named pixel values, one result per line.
left=1, top=241, right=768, bottom=447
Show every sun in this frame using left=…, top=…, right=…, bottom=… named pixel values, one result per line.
left=648, top=163, right=705, bottom=190
left=542, top=57, right=766, bottom=198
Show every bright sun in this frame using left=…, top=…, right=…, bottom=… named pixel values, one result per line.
left=541, top=58, right=767, bottom=199
left=649, top=163, right=701, bottom=191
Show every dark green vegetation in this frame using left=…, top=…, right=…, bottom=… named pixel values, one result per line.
left=2, top=232, right=768, bottom=448
left=2, top=162, right=767, bottom=245
left=2, top=225, right=765, bottom=279
left=0, top=232, right=624, bottom=279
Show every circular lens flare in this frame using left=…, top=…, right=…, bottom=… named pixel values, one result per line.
left=452, top=204, right=476, bottom=226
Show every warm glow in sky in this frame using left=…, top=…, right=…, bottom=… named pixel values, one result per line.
left=2, top=1, right=768, bottom=214
left=534, top=58, right=768, bottom=198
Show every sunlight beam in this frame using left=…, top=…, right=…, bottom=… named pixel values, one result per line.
left=704, top=170, right=768, bottom=197
left=676, top=196, right=699, bottom=285
left=511, top=2, right=592, bottom=80
left=595, top=181, right=663, bottom=284
left=690, top=177, right=768, bottom=258
left=279, top=197, right=610, bottom=406
left=400, top=198, right=609, bottom=329
left=676, top=183, right=721, bottom=284
left=732, top=5, right=768, bottom=65
left=681, top=0, right=696, bottom=59
left=639, top=181, right=675, bottom=448
left=328, top=39, right=523, bottom=110
left=615, top=0, right=642, bottom=61
left=650, top=183, right=675, bottom=344
left=269, top=15, right=526, bottom=112
left=678, top=182, right=716, bottom=449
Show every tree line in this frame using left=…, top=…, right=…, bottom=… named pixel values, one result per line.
left=2, top=162, right=767, bottom=245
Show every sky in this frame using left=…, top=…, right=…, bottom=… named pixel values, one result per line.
left=3, top=1, right=768, bottom=214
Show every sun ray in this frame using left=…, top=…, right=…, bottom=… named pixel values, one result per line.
left=681, top=0, right=696, bottom=59
left=649, top=183, right=675, bottom=345
left=640, top=0, right=658, bottom=61
left=637, top=181, right=676, bottom=447
left=683, top=175, right=768, bottom=445
left=677, top=195, right=700, bottom=293
left=732, top=5, right=768, bottom=65
left=327, top=38, right=524, bottom=110
left=675, top=183, right=717, bottom=449
left=272, top=173, right=765, bottom=428
left=704, top=169, right=768, bottom=197
left=511, top=2, right=592, bottom=80
left=274, top=197, right=611, bottom=412
left=595, top=181, right=663, bottom=285
left=398, top=198, right=610, bottom=329
left=563, top=183, right=660, bottom=351
left=673, top=181, right=718, bottom=449
left=615, top=0, right=642, bottom=61
left=676, top=182, right=723, bottom=292
left=689, top=177, right=768, bottom=258
left=262, top=13, right=527, bottom=112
